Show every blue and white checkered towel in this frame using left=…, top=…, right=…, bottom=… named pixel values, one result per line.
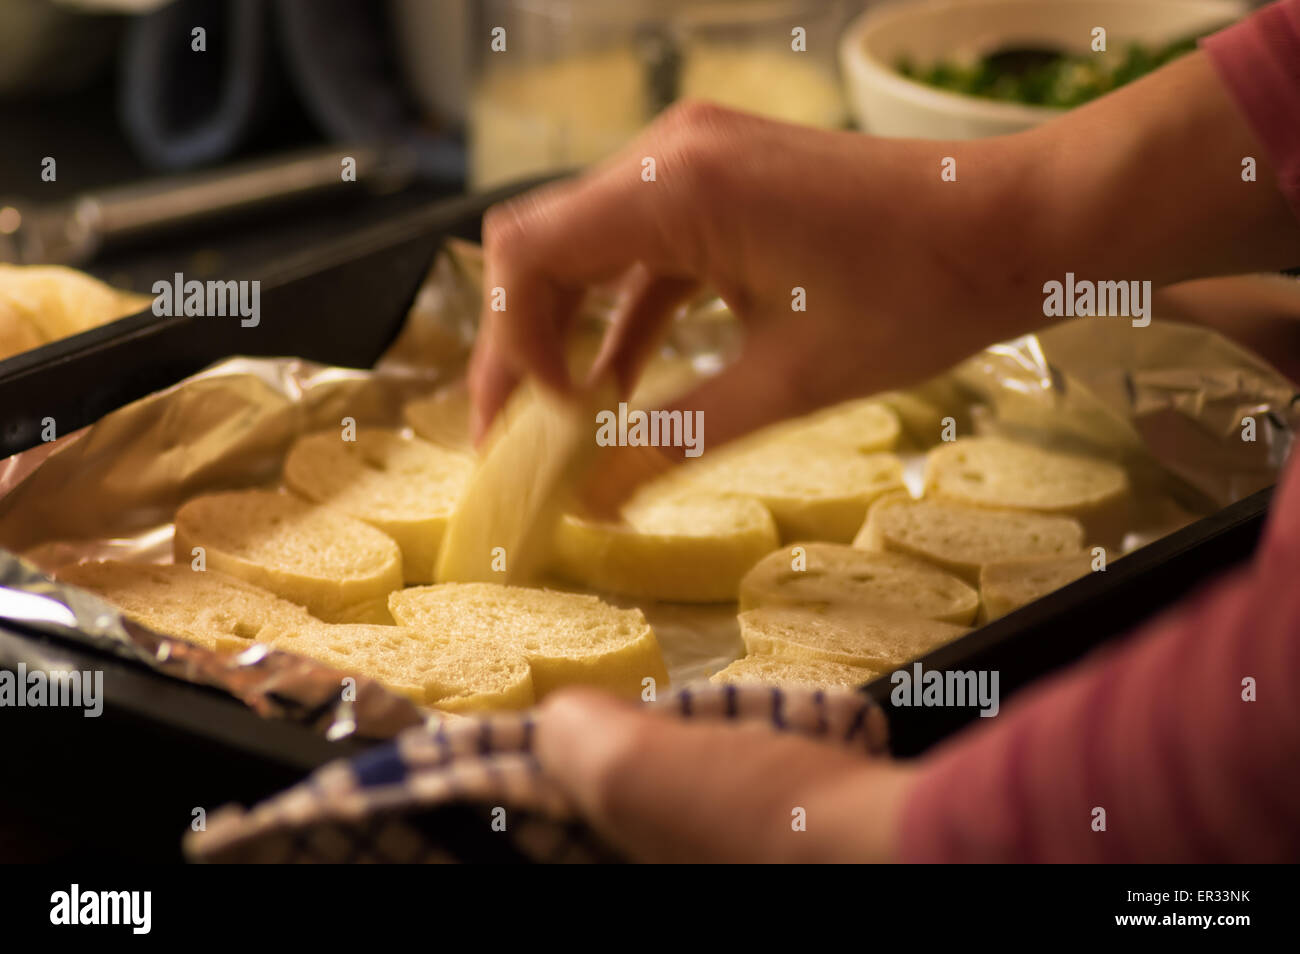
left=186, top=685, right=889, bottom=863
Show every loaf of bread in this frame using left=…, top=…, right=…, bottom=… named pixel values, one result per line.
left=173, top=490, right=403, bottom=623
left=55, top=560, right=316, bottom=652
left=924, top=437, right=1129, bottom=518
left=0, top=264, right=152, bottom=360
left=389, top=582, right=668, bottom=699
left=709, top=654, right=877, bottom=690
left=979, top=551, right=1096, bottom=620
left=739, top=606, right=968, bottom=670
left=551, top=488, right=779, bottom=602
left=283, top=428, right=473, bottom=583
left=265, top=620, right=535, bottom=711
left=677, top=441, right=905, bottom=542
left=855, top=491, right=1085, bottom=583
left=740, top=541, right=979, bottom=624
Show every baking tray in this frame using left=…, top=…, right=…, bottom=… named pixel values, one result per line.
left=0, top=183, right=1278, bottom=861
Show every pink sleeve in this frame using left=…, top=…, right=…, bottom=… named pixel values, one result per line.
left=1203, top=0, right=1300, bottom=222
left=899, top=448, right=1300, bottom=862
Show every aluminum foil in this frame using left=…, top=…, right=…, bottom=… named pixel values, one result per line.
left=0, top=238, right=1295, bottom=743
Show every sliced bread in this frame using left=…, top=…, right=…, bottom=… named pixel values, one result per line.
left=739, top=606, right=968, bottom=671
left=709, top=654, right=877, bottom=691
left=402, top=385, right=474, bottom=454
left=739, top=542, right=979, bottom=624
left=283, top=428, right=473, bottom=583
left=979, top=551, right=1096, bottom=620
left=389, top=582, right=668, bottom=699
left=855, top=491, right=1085, bottom=583
left=754, top=397, right=901, bottom=453
left=55, top=560, right=316, bottom=652
left=550, top=488, right=779, bottom=602
left=265, top=620, right=534, bottom=712
left=923, top=437, right=1129, bottom=518
left=173, top=490, right=403, bottom=623
left=677, top=441, right=905, bottom=543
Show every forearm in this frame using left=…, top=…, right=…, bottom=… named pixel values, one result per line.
left=1028, top=50, right=1300, bottom=285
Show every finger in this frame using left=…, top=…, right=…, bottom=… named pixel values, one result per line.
left=575, top=444, right=679, bottom=521
left=466, top=322, right=519, bottom=445
left=589, top=266, right=701, bottom=397
left=534, top=688, right=890, bottom=863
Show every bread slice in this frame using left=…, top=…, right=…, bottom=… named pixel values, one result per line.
left=754, top=398, right=901, bottom=453
left=709, top=654, right=877, bottom=690
left=677, top=441, right=904, bottom=542
left=389, top=582, right=668, bottom=699
left=551, top=488, right=778, bottom=602
left=403, top=385, right=474, bottom=454
left=923, top=437, right=1129, bottom=518
left=283, top=428, right=473, bottom=583
left=739, top=606, right=968, bottom=670
left=979, top=551, right=1096, bottom=620
left=0, top=264, right=151, bottom=359
left=856, top=491, right=1085, bottom=583
left=173, top=490, right=403, bottom=623
left=55, top=560, right=316, bottom=652
left=265, top=620, right=534, bottom=712
left=739, top=542, right=979, bottom=624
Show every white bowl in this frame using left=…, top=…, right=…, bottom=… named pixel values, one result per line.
left=840, top=0, right=1247, bottom=139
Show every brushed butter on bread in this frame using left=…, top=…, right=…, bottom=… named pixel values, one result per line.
left=389, top=582, right=668, bottom=699
left=551, top=487, right=779, bottom=603
left=710, top=654, right=877, bottom=691
left=283, top=428, right=473, bottom=583
left=173, top=489, right=403, bottom=623
left=855, top=491, right=1085, bottom=583
left=740, top=541, right=979, bottom=624
left=55, top=560, right=317, bottom=652
left=739, top=606, right=968, bottom=671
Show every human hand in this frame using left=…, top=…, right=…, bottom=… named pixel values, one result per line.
left=533, top=688, right=915, bottom=863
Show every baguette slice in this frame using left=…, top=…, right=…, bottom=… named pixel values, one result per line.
left=979, top=551, right=1096, bottom=620
left=923, top=437, right=1129, bottom=517
left=710, top=654, right=877, bottom=690
left=403, top=385, right=474, bottom=454
left=551, top=488, right=778, bottom=602
left=753, top=398, right=901, bottom=453
left=678, top=442, right=904, bottom=543
left=740, top=606, right=968, bottom=671
left=55, top=560, right=316, bottom=652
left=174, top=490, right=403, bottom=623
left=283, top=428, right=473, bottom=583
left=265, top=620, right=534, bottom=712
left=739, top=542, right=979, bottom=624
left=389, top=582, right=668, bottom=699
left=856, top=491, right=1084, bottom=583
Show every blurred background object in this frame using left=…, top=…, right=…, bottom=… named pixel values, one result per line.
left=0, top=0, right=1273, bottom=290
left=458, top=0, right=853, bottom=189
left=840, top=0, right=1247, bottom=138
